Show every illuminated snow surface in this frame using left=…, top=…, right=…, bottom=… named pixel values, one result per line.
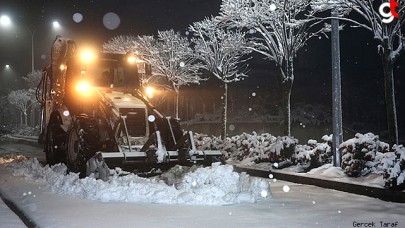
left=6, top=157, right=270, bottom=205
left=1, top=155, right=405, bottom=227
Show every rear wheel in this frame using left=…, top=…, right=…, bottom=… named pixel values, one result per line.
left=45, top=114, right=67, bottom=165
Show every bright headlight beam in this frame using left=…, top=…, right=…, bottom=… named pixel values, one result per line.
left=75, top=81, right=92, bottom=92
left=80, top=49, right=96, bottom=63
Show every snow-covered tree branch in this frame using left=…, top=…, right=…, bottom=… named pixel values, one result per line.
left=312, top=0, right=405, bottom=145
left=218, top=0, right=328, bottom=136
left=137, top=30, right=204, bottom=119
left=8, top=89, right=36, bottom=126
left=189, top=17, right=252, bottom=138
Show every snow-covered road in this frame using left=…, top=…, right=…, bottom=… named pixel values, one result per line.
left=1, top=159, right=405, bottom=228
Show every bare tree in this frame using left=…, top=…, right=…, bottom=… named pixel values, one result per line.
left=23, top=70, right=42, bottom=89
left=312, top=0, right=405, bottom=145
left=23, top=70, right=42, bottom=127
left=137, top=30, right=204, bottom=119
left=8, top=89, right=36, bottom=126
left=189, top=17, right=251, bottom=138
left=218, top=0, right=327, bottom=136
left=103, top=35, right=140, bottom=54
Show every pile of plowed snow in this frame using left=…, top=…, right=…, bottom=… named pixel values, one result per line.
left=7, top=157, right=271, bottom=205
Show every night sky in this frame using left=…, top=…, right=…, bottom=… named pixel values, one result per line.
left=0, top=0, right=222, bottom=81
left=0, top=0, right=404, bottom=139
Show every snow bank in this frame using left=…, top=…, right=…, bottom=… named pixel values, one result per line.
left=307, top=164, right=345, bottom=178
left=6, top=158, right=271, bottom=205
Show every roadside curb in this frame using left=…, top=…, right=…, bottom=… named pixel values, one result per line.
left=233, top=165, right=405, bottom=203
left=0, top=190, right=39, bottom=228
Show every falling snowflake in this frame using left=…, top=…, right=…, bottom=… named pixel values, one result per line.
left=148, top=115, right=156, bottom=122
left=103, top=12, right=120, bottom=30
left=251, top=92, right=256, bottom=97
left=179, top=62, right=185, bottom=67
left=269, top=4, right=277, bottom=11
left=261, top=190, right=268, bottom=198
left=73, top=13, right=83, bottom=23
left=229, top=124, right=235, bottom=131
left=268, top=174, right=274, bottom=179
left=283, top=185, right=290, bottom=192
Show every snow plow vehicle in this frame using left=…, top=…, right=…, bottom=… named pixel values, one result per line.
left=37, top=36, right=222, bottom=180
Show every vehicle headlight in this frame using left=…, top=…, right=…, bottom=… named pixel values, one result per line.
left=75, top=81, right=92, bottom=94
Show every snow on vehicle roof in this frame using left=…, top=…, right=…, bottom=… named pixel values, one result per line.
left=102, top=90, right=147, bottom=109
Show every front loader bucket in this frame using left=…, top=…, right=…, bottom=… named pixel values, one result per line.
left=85, top=131, right=223, bottom=179
left=86, top=152, right=110, bottom=181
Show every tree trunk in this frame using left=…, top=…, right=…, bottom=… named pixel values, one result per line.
left=381, top=49, right=398, bottom=146
left=280, top=62, right=294, bottom=136
left=174, top=89, right=179, bottom=119
left=24, top=111, right=28, bottom=126
left=221, top=82, right=228, bottom=138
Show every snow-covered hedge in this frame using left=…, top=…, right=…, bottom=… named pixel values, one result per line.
left=292, top=135, right=332, bottom=172
left=195, top=131, right=404, bottom=190
left=381, top=145, right=405, bottom=190
left=340, top=133, right=389, bottom=177
left=194, top=132, right=298, bottom=163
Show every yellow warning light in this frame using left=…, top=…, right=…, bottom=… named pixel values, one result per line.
left=127, top=56, right=137, bottom=64
left=145, top=86, right=155, bottom=98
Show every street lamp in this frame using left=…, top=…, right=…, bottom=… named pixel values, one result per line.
left=0, top=15, right=11, bottom=26
left=29, top=20, right=61, bottom=72
left=0, top=14, right=61, bottom=72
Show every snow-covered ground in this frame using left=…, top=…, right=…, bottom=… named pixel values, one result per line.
left=1, top=155, right=405, bottom=228
left=0, top=197, right=26, bottom=228
left=243, top=162, right=387, bottom=188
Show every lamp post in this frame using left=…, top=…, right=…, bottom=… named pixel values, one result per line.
left=30, top=20, right=61, bottom=72
left=0, top=14, right=61, bottom=72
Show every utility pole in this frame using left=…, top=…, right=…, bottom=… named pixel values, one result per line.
left=331, top=8, right=343, bottom=167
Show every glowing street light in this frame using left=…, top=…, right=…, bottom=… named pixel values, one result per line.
left=5, top=64, right=10, bottom=69
left=53, top=21, right=60, bottom=29
left=0, top=15, right=11, bottom=26
left=1, top=15, right=61, bottom=72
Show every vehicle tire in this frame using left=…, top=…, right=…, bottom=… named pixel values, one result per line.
left=45, top=114, right=67, bottom=165
left=66, top=127, right=87, bottom=177
left=66, top=117, right=100, bottom=178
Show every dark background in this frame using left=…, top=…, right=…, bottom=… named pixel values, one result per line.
left=0, top=0, right=404, bottom=141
